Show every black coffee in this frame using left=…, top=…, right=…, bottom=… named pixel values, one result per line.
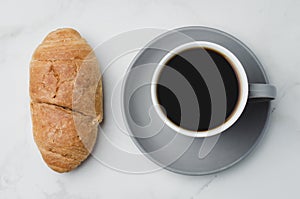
left=157, top=47, right=239, bottom=131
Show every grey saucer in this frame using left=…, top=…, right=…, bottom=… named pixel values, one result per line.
left=122, top=26, right=271, bottom=175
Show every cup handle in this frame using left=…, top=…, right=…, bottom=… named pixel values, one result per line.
left=248, top=83, right=277, bottom=102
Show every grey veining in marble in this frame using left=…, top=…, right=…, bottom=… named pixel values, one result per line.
left=0, top=0, right=299, bottom=198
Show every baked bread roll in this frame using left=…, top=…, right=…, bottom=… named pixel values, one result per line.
left=30, top=28, right=103, bottom=173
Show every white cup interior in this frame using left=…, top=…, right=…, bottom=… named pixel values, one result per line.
left=151, top=41, right=249, bottom=138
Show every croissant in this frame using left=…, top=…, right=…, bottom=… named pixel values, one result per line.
left=30, top=28, right=103, bottom=172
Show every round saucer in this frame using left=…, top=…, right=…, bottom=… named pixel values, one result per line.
left=122, top=26, right=271, bottom=175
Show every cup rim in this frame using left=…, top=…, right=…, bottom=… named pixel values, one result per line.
left=151, top=41, right=249, bottom=138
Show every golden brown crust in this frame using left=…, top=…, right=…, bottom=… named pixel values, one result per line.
left=32, top=28, right=92, bottom=61
left=31, top=103, right=98, bottom=172
left=30, top=58, right=102, bottom=118
left=43, top=28, right=82, bottom=43
left=30, top=28, right=103, bottom=173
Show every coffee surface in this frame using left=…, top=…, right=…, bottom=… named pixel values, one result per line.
left=157, top=47, right=239, bottom=131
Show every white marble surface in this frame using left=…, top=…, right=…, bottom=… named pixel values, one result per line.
left=0, top=0, right=300, bottom=198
